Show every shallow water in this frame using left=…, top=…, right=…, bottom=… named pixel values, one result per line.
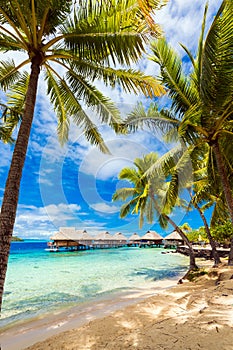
left=1, top=241, right=189, bottom=328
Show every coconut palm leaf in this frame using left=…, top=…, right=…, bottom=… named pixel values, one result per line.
left=7, top=72, right=30, bottom=112
left=0, top=60, right=25, bottom=90
left=150, top=38, right=198, bottom=114
left=200, top=0, right=233, bottom=111
left=125, top=102, right=179, bottom=135
left=0, top=103, right=22, bottom=143
left=60, top=0, right=152, bottom=65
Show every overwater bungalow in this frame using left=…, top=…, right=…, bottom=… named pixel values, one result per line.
left=48, top=227, right=86, bottom=251
left=112, top=232, right=128, bottom=247
left=140, top=230, right=163, bottom=247
left=93, top=231, right=117, bottom=248
left=78, top=231, right=94, bottom=248
left=128, top=233, right=141, bottom=246
left=47, top=227, right=166, bottom=252
left=163, top=230, right=184, bottom=248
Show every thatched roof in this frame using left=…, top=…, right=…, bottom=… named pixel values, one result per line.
left=113, top=232, right=128, bottom=241
left=164, top=231, right=183, bottom=241
left=129, top=233, right=141, bottom=241
left=79, top=231, right=94, bottom=241
left=50, top=227, right=85, bottom=241
left=141, top=230, right=163, bottom=241
left=94, top=231, right=114, bottom=240
left=50, top=231, right=67, bottom=240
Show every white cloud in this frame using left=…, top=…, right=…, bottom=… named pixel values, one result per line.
left=14, top=203, right=82, bottom=238
left=156, top=0, right=222, bottom=51
left=91, top=202, right=119, bottom=214
left=77, top=128, right=170, bottom=180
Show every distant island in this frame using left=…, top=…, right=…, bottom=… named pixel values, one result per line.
left=12, top=236, right=24, bottom=242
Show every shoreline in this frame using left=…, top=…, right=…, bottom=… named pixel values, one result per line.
left=2, top=259, right=232, bottom=350
left=1, top=274, right=186, bottom=350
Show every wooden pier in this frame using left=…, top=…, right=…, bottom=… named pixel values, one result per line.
left=176, top=245, right=230, bottom=259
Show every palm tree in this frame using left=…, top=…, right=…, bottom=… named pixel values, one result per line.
left=159, top=144, right=222, bottom=266
left=112, top=152, right=198, bottom=270
left=124, top=0, right=233, bottom=263
left=0, top=0, right=166, bottom=310
left=0, top=102, right=22, bottom=143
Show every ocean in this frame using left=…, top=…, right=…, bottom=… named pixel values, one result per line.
left=1, top=240, right=189, bottom=329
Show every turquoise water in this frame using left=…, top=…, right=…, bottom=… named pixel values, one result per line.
left=1, top=241, right=189, bottom=328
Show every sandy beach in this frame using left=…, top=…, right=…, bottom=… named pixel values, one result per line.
left=1, top=260, right=233, bottom=350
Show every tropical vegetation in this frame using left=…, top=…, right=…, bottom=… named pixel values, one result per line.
left=0, top=0, right=167, bottom=310
left=123, top=0, right=233, bottom=264
left=211, top=221, right=233, bottom=246
left=112, top=152, right=198, bottom=270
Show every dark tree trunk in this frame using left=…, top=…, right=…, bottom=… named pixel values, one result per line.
left=163, top=213, right=198, bottom=270
left=0, top=60, right=40, bottom=311
left=188, top=190, right=221, bottom=266
left=151, top=196, right=198, bottom=270
left=195, top=204, right=221, bottom=266
left=212, top=140, right=233, bottom=265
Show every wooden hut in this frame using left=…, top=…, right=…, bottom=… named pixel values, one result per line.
left=48, top=227, right=85, bottom=251
left=93, top=231, right=116, bottom=248
left=140, top=230, right=163, bottom=247
left=163, top=230, right=184, bottom=248
left=128, top=233, right=141, bottom=246
left=78, top=230, right=94, bottom=249
left=112, top=232, right=128, bottom=247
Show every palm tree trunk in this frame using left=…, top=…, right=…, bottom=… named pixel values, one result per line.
left=150, top=196, right=197, bottom=270
left=195, top=205, right=221, bottom=266
left=188, top=190, right=221, bottom=266
left=0, top=60, right=40, bottom=311
left=212, top=140, right=233, bottom=265
left=163, top=214, right=198, bottom=270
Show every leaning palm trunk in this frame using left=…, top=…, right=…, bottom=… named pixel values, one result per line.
left=188, top=190, right=221, bottom=266
left=195, top=205, right=221, bottom=266
left=0, top=60, right=40, bottom=310
left=212, top=140, right=233, bottom=265
left=164, top=214, right=198, bottom=271
left=151, top=197, right=198, bottom=270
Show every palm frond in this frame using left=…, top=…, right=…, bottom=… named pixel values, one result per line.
left=0, top=102, right=22, bottom=143
left=60, top=0, right=159, bottom=66
left=66, top=68, right=122, bottom=130
left=200, top=0, right=233, bottom=112
left=150, top=37, right=198, bottom=115
left=144, top=144, right=183, bottom=179
left=112, top=187, right=136, bottom=202
left=7, top=71, right=30, bottom=112
left=119, top=196, right=140, bottom=218
left=210, top=199, right=230, bottom=227
left=45, top=68, right=70, bottom=144
left=118, top=167, right=140, bottom=184
left=0, top=59, right=23, bottom=91
left=134, top=184, right=149, bottom=213
left=0, top=33, right=25, bottom=51
left=124, top=102, right=180, bottom=136
left=70, top=61, right=164, bottom=97
left=45, top=65, right=110, bottom=152
left=193, top=3, right=208, bottom=90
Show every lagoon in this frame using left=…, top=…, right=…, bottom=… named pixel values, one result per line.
left=1, top=240, right=189, bottom=329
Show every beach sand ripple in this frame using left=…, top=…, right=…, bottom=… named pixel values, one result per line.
left=22, top=263, right=233, bottom=350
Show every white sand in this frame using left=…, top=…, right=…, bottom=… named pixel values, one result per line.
left=1, top=261, right=233, bottom=350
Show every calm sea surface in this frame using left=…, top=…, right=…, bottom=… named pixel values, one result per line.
left=1, top=240, right=189, bottom=328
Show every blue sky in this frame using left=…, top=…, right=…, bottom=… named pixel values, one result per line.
left=0, top=0, right=222, bottom=239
